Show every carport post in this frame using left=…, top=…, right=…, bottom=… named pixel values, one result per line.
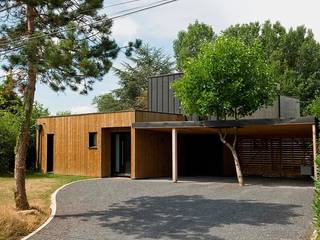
left=172, top=128, right=178, bottom=183
left=313, top=124, right=318, bottom=179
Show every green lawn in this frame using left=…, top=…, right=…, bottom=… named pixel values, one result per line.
left=0, top=173, right=91, bottom=240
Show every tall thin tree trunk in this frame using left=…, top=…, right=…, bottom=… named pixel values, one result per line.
left=14, top=4, right=36, bottom=210
left=219, top=128, right=244, bottom=186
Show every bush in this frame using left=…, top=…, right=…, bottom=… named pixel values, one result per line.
left=0, top=112, right=19, bottom=174
left=314, top=155, right=320, bottom=233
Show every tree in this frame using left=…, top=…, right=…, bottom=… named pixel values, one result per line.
left=94, top=44, right=174, bottom=111
left=307, top=95, right=320, bottom=118
left=173, top=20, right=216, bottom=71
left=223, top=21, right=320, bottom=112
left=92, top=92, right=123, bottom=112
left=0, top=73, right=22, bottom=113
left=0, top=74, right=48, bottom=173
left=172, top=36, right=276, bottom=186
left=56, top=110, right=71, bottom=116
left=0, top=1, right=139, bottom=210
left=0, top=111, right=20, bottom=174
left=0, top=75, right=21, bottom=173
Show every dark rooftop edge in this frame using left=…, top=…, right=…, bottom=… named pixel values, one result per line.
left=133, top=116, right=316, bottom=129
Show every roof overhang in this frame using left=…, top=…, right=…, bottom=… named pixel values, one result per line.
left=133, top=117, right=316, bottom=129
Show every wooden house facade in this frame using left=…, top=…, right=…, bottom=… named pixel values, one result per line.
left=36, top=73, right=317, bottom=180
left=36, top=110, right=316, bottom=180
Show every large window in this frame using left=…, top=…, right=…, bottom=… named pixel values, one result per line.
left=89, top=132, right=97, bottom=148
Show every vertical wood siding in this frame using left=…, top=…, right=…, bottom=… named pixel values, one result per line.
left=133, top=129, right=172, bottom=179
left=37, top=111, right=135, bottom=177
left=37, top=111, right=184, bottom=177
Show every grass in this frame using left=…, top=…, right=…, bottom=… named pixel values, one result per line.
left=0, top=173, right=91, bottom=240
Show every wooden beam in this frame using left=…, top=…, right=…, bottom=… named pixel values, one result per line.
left=313, top=124, right=317, bottom=179
left=131, top=127, right=136, bottom=179
left=172, top=128, right=178, bottom=183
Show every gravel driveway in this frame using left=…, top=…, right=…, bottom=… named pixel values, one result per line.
left=30, top=177, right=314, bottom=240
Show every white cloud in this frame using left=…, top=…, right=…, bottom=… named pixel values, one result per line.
left=128, top=0, right=320, bottom=41
left=70, top=105, right=97, bottom=114
left=112, top=17, right=139, bottom=38
left=35, top=0, right=320, bottom=113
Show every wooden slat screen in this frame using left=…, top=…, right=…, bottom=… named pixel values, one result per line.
left=237, top=137, right=313, bottom=177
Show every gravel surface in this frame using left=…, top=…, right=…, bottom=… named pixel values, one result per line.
left=30, top=177, right=314, bottom=240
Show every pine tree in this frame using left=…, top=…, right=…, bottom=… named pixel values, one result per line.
left=93, top=44, right=174, bottom=112
left=0, top=0, right=139, bottom=210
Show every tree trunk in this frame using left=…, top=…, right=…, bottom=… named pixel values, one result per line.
left=14, top=4, right=36, bottom=210
left=219, top=129, right=244, bottom=186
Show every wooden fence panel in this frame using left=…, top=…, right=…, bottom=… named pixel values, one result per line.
left=237, top=137, right=313, bottom=177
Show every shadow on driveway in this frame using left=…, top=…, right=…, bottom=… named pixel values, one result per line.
left=56, top=195, right=301, bottom=240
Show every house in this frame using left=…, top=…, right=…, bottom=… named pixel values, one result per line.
left=36, top=73, right=317, bottom=180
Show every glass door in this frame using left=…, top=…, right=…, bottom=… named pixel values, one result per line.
left=111, top=132, right=131, bottom=176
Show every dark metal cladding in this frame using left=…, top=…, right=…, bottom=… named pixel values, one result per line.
left=148, top=73, right=183, bottom=114
left=148, top=73, right=301, bottom=119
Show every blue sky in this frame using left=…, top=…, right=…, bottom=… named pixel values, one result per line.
left=20, top=0, right=320, bottom=114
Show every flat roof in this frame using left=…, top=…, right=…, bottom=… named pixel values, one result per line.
left=133, top=117, right=316, bottom=129
left=37, top=109, right=183, bottom=119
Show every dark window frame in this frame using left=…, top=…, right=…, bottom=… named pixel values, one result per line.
left=89, top=132, right=97, bottom=149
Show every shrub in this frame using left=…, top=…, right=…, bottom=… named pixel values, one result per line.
left=0, top=112, right=20, bottom=174
left=314, top=155, right=320, bottom=233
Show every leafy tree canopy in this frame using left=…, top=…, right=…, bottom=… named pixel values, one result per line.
left=172, top=36, right=276, bottom=119
left=173, top=20, right=216, bottom=71
left=56, top=110, right=71, bottom=116
left=0, top=76, right=49, bottom=173
left=0, top=74, right=22, bottom=113
left=222, top=20, right=320, bottom=112
left=0, top=1, right=141, bottom=94
left=93, top=44, right=174, bottom=111
left=92, top=92, right=123, bottom=112
left=173, top=36, right=276, bottom=186
left=307, top=96, right=320, bottom=118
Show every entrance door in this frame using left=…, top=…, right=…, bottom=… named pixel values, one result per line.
left=111, top=132, right=131, bottom=176
left=47, top=134, right=54, bottom=172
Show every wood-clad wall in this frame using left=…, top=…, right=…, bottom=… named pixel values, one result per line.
left=132, top=129, right=172, bottom=179
left=37, top=111, right=135, bottom=177
left=37, top=110, right=184, bottom=177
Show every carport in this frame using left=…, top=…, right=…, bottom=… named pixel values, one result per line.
left=133, top=117, right=317, bottom=182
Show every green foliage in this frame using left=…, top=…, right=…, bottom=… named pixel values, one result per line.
left=307, top=96, right=320, bottom=117
left=92, top=92, right=124, bottom=112
left=314, top=155, right=320, bottom=232
left=0, top=74, right=22, bottom=113
left=172, top=36, right=276, bottom=119
left=93, top=44, right=174, bottom=111
left=0, top=76, right=49, bottom=173
left=0, top=102, right=49, bottom=174
left=0, top=111, right=20, bottom=173
left=56, top=110, right=71, bottom=116
left=0, top=1, right=140, bottom=94
left=173, top=20, right=216, bottom=71
left=223, top=21, right=320, bottom=112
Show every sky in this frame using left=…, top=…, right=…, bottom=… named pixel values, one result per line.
left=29, top=0, right=320, bottom=114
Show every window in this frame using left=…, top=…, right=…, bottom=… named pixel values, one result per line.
left=89, top=132, right=97, bottom=148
